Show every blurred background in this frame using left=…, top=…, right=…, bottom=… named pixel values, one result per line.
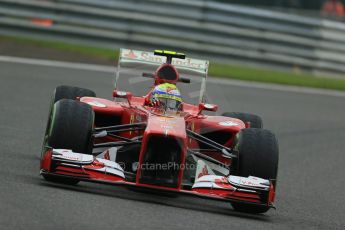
left=1, top=0, right=345, bottom=90
left=1, top=2, right=345, bottom=229
left=216, top=0, right=345, bottom=18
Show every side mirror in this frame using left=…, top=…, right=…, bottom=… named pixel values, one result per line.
left=113, top=90, right=133, bottom=104
left=198, top=103, right=218, bottom=115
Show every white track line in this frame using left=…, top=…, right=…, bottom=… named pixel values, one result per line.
left=1, top=55, right=345, bottom=98
left=206, top=77, right=345, bottom=98
left=0, top=55, right=115, bottom=73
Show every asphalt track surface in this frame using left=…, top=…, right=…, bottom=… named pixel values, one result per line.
left=1, top=58, right=345, bottom=230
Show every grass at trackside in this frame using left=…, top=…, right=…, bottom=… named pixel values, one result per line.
left=2, top=35, right=345, bottom=91
left=210, top=63, right=345, bottom=91
left=1, top=36, right=118, bottom=61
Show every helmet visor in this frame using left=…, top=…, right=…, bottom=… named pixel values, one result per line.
left=157, top=97, right=182, bottom=112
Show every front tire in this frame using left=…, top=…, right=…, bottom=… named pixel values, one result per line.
left=48, top=99, right=94, bottom=154
left=41, top=85, right=96, bottom=155
left=42, top=99, right=94, bottom=184
left=53, top=85, right=96, bottom=103
left=231, top=128, right=279, bottom=213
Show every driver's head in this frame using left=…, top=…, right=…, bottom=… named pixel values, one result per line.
left=151, top=83, right=182, bottom=112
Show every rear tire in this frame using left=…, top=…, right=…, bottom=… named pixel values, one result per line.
left=53, top=85, right=96, bottom=103
left=231, top=128, right=279, bottom=213
left=42, top=99, right=94, bottom=185
left=222, top=112, right=263, bottom=128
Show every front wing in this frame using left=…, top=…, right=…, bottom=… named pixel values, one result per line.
left=40, top=149, right=275, bottom=208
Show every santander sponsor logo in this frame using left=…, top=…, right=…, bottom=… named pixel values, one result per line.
left=198, top=165, right=209, bottom=178
left=103, top=150, right=110, bottom=160
left=61, top=155, right=79, bottom=161
left=124, top=50, right=137, bottom=59
left=125, top=50, right=205, bottom=69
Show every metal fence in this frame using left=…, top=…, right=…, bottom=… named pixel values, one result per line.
left=1, top=0, right=345, bottom=76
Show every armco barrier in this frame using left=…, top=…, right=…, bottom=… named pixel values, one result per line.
left=1, top=0, right=345, bottom=76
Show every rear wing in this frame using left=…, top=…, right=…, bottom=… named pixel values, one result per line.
left=119, top=49, right=209, bottom=75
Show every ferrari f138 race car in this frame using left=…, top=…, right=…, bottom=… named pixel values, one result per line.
left=40, top=49, right=279, bottom=214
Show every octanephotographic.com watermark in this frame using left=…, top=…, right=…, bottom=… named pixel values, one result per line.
left=118, top=162, right=196, bottom=171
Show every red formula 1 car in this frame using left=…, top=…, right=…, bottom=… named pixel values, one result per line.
left=40, top=49, right=279, bottom=214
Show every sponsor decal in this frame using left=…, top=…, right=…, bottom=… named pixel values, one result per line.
left=158, top=117, right=178, bottom=124
left=214, top=177, right=233, bottom=189
left=123, top=49, right=137, bottom=59
left=103, top=150, right=110, bottom=160
left=219, top=121, right=239, bottom=127
left=53, top=149, right=94, bottom=163
left=204, top=104, right=214, bottom=109
left=121, top=49, right=208, bottom=70
left=86, top=101, right=107, bottom=108
left=161, top=125, right=173, bottom=129
left=129, top=114, right=135, bottom=125
left=60, top=155, right=79, bottom=161
left=116, top=91, right=127, bottom=97
left=189, top=122, right=195, bottom=144
left=129, top=114, right=135, bottom=135
left=198, top=165, right=209, bottom=178
left=228, top=176, right=270, bottom=188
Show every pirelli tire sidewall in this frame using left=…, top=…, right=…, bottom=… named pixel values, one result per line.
left=41, top=85, right=96, bottom=157
left=48, top=99, right=94, bottom=155
left=231, top=128, right=279, bottom=213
